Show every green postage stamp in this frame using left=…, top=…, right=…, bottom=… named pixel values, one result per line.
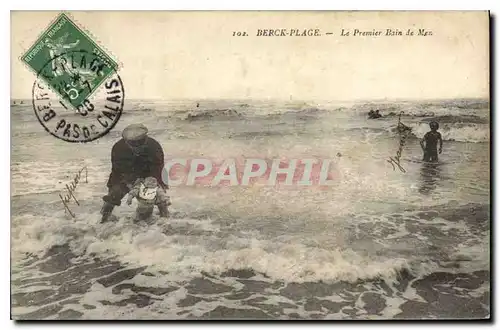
left=21, top=12, right=124, bottom=143
left=21, top=13, right=119, bottom=110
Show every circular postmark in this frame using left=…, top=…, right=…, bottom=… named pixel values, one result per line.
left=32, top=50, right=124, bottom=143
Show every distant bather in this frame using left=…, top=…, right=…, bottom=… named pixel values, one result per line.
left=369, top=110, right=382, bottom=119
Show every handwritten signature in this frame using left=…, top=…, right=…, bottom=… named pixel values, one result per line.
left=387, top=112, right=412, bottom=173
left=59, top=166, right=88, bottom=217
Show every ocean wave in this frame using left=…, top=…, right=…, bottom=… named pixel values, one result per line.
left=287, top=107, right=324, bottom=115
left=179, top=106, right=329, bottom=121
left=120, top=99, right=489, bottom=122
left=227, top=130, right=292, bottom=139
left=409, top=122, right=489, bottom=143
left=361, top=121, right=488, bottom=144
left=11, top=168, right=486, bottom=285
left=352, top=102, right=401, bottom=110
left=420, top=115, right=489, bottom=125
left=134, top=107, right=155, bottom=113
left=356, top=99, right=489, bottom=119
left=183, top=109, right=243, bottom=121
left=423, top=99, right=489, bottom=110
left=384, top=111, right=437, bottom=118
left=11, top=212, right=418, bottom=283
left=376, top=109, right=488, bottom=119
left=274, top=107, right=328, bottom=119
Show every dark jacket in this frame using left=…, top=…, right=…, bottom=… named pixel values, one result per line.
left=107, top=137, right=166, bottom=188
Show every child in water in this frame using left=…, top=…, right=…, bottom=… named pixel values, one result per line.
left=420, top=121, right=443, bottom=162
left=126, top=177, right=170, bottom=222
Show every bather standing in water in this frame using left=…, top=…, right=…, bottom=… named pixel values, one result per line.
left=420, top=121, right=443, bottom=162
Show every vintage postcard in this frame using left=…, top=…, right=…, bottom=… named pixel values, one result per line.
left=11, top=11, right=490, bottom=320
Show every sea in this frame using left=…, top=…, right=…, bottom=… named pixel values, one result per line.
left=11, top=98, right=490, bottom=320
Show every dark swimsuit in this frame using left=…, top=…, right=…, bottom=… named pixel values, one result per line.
left=423, top=131, right=441, bottom=162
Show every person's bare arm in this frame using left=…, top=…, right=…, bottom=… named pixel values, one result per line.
left=420, top=133, right=427, bottom=150
left=438, top=133, right=443, bottom=154
left=126, top=186, right=139, bottom=205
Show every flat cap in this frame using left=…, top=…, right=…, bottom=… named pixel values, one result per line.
left=122, top=124, right=148, bottom=141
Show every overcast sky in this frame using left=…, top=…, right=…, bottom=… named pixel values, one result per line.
left=11, top=11, right=489, bottom=101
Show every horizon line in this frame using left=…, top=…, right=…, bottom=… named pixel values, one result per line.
left=10, top=96, right=490, bottom=102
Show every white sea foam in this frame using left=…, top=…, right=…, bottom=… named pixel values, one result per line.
left=410, top=122, right=489, bottom=143
left=11, top=215, right=414, bottom=283
left=11, top=99, right=490, bottom=288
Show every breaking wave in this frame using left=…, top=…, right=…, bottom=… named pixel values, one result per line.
left=410, top=122, right=489, bottom=143
left=183, top=109, right=243, bottom=121
left=420, top=115, right=489, bottom=125
left=356, top=99, right=489, bottom=118
left=11, top=98, right=490, bottom=290
left=177, top=107, right=328, bottom=121
left=12, top=212, right=421, bottom=283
